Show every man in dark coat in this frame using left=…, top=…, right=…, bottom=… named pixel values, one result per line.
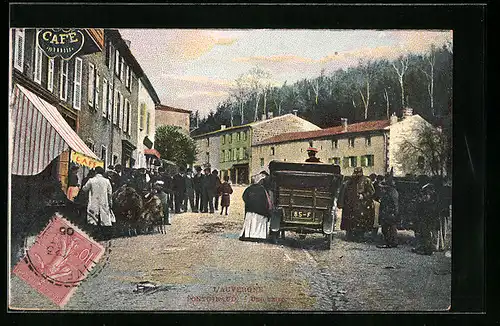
left=305, top=147, right=321, bottom=162
left=172, top=167, right=186, bottom=213
left=183, top=169, right=196, bottom=212
left=376, top=178, right=400, bottom=248
left=193, top=166, right=203, bottom=212
left=412, top=180, right=439, bottom=255
left=201, top=166, right=217, bottom=213
left=212, top=169, right=222, bottom=211
left=339, top=167, right=375, bottom=241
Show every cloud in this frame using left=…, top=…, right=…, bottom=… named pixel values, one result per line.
left=233, top=55, right=314, bottom=64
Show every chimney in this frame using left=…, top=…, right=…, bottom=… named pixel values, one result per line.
left=340, top=118, right=348, bottom=131
left=123, top=39, right=131, bottom=49
left=390, top=112, right=398, bottom=125
left=220, top=125, right=226, bottom=130
left=268, top=111, right=274, bottom=119
left=292, top=109, right=298, bottom=116
left=401, top=107, right=413, bottom=119
left=261, top=114, right=266, bottom=121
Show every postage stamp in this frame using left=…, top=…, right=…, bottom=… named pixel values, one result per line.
left=12, top=213, right=105, bottom=307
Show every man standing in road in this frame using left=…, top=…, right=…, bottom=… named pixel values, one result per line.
left=339, top=167, right=375, bottom=242
left=412, top=179, right=439, bottom=255
left=81, top=166, right=114, bottom=240
left=212, top=169, right=222, bottom=212
left=183, top=169, right=197, bottom=213
left=201, top=165, right=217, bottom=214
left=172, top=167, right=187, bottom=214
left=376, top=177, right=400, bottom=248
left=193, top=166, right=203, bottom=213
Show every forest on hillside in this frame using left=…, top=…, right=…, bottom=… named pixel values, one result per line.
left=190, top=42, right=452, bottom=136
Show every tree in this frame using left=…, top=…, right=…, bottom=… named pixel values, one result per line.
left=392, top=55, right=410, bottom=108
left=419, top=45, right=437, bottom=116
left=394, top=123, right=450, bottom=177
left=155, top=125, right=197, bottom=168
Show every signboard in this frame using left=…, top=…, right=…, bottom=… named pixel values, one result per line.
left=37, top=29, right=85, bottom=60
left=70, top=151, right=104, bottom=169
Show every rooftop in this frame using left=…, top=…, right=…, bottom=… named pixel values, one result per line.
left=156, top=104, right=192, bottom=114
left=257, top=119, right=391, bottom=146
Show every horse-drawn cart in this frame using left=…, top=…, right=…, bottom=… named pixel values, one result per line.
left=268, top=161, right=343, bottom=249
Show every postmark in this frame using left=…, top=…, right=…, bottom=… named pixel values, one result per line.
left=12, top=213, right=105, bottom=307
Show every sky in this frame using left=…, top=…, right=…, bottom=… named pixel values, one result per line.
left=119, top=29, right=452, bottom=118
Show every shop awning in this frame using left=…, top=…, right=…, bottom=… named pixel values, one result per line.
left=144, top=149, right=161, bottom=159
left=10, top=84, right=103, bottom=176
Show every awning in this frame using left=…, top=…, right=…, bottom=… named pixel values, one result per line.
left=10, top=84, right=103, bottom=175
left=144, top=149, right=161, bottom=159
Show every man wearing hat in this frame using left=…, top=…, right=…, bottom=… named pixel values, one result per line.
left=201, top=164, right=217, bottom=213
left=340, top=167, right=375, bottom=241
left=412, top=179, right=439, bottom=255
left=193, top=166, right=203, bottom=212
left=305, top=147, right=321, bottom=163
left=376, top=177, right=400, bottom=248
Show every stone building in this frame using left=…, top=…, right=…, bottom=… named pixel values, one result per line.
left=9, top=28, right=105, bottom=192
left=192, top=113, right=321, bottom=184
left=253, top=109, right=434, bottom=177
left=155, top=104, right=191, bottom=134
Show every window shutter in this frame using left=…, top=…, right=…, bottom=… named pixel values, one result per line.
left=95, top=74, right=100, bottom=111
left=127, top=101, right=132, bottom=134
left=120, top=57, right=125, bottom=81
left=140, top=103, right=146, bottom=130
left=47, top=58, right=54, bottom=92
left=107, top=83, right=113, bottom=120
left=60, top=61, right=68, bottom=101
left=14, top=29, right=25, bottom=72
left=146, top=112, right=151, bottom=134
left=73, top=58, right=83, bottom=110
left=113, top=90, right=118, bottom=124
left=119, top=93, right=124, bottom=129
left=115, top=50, right=120, bottom=75
left=102, top=79, right=108, bottom=117
left=34, top=46, right=42, bottom=84
left=88, top=63, right=95, bottom=107
left=123, top=99, right=129, bottom=133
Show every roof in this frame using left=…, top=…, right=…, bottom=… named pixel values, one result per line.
left=106, top=30, right=144, bottom=77
left=257, top=119, right=391, bottom=146
left=140, top=75, right=161, bottom=105
left=191, top=113, right=306, bottom=139
left=156, top=104, right=191, bottom=114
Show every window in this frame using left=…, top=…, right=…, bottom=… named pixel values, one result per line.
left=348, top=137, right=355, bottom=148
left=236, top=132, right=240, bottom=141
left=107, top=82, right=113, bottom=120
left=271, top=147, right=275, bottom=156
left=221, top=135, right=225, bottom=145
left=343, top=156, right=357, bottom=168
left=365, top=136, right=371, bottom=146
left=113, top=154, right=118, bottom=165
left=33, top=45, right=43, bottom=84
left=114, top=49, right=120, bottom=76
left=85, top=141, right=95, bottom=153
left=124, top=99, right=130, bottom=133
left=88, top=62, right=95, bottom=107
left=47, top=58, right=54, bottom=92
left=101, top=146, right=107, bottom=169
left=221, top=150, right=225, bottom=162
left=127, top=100, right=132, bottom=134
left=233, top=148, right=238, bottom=161
left=329, top=157, right=341, bottom=165
left=120, top=57, right=125, bottom=81
left=243, top=147, right=248, bottom=159
left=102, top=79, right=108, bottom=117
left=119, top=93, right=124, bottom=129
left=14, top=29, right=25, bottom=72
left=361, top=155, right=374, bottom=167
left=95, top=73, right=100, bottom=112
left=260, top=158, right=264, bottom=168
left=73, top=57, right=83, bottom=110
left=59, top=60, right=69, bottom=101
left=332, top=139, right=338, bottom=149
left=140, top=103, right=146, bottom=130
left=226, top=149, right=230, bottom=162
left=125, top=65, right=131, bottom=88
left=113, top=90, right=120, bottom=125
left=146, top=112, right=151, bottom=135
left=242, top=131, right=247, bottom=141
left=228, top=134, right=232, bottom=144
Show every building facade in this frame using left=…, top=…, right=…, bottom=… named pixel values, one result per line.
left=10, top=28, right=104, bottom=191
left=192, top=113, right=321, bottom=184
left=253, top=110, right=434, bottom=177
left=155, top=104, right=191, bottom=134
left=136, top=76, right=161, bottom=168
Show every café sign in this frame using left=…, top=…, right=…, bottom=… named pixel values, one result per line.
left=37, top=29, right=85, bottom=60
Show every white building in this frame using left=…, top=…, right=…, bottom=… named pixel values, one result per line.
left=135, top=75, right=160, bottom=168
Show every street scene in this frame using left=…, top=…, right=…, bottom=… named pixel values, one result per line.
left=9, top=28, right=452, bottom=311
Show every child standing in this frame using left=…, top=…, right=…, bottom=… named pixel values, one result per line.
left=218, top=175, right=233, bottom=215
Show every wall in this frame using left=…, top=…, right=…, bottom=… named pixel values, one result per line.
left=194, top=134, right=221, bottom=171
left=135, top=79, right=156, bottom=168
left=388, top=114, right=434, bottom=177
left=155, top=109, right=190, bottom=133
left=251, top=132, right=388, bottom=177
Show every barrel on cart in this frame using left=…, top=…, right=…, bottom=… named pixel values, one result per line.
left=268, top=161, right=343, bottom=249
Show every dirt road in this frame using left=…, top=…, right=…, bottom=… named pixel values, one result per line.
left=9, top=185, right=451, bottom=311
